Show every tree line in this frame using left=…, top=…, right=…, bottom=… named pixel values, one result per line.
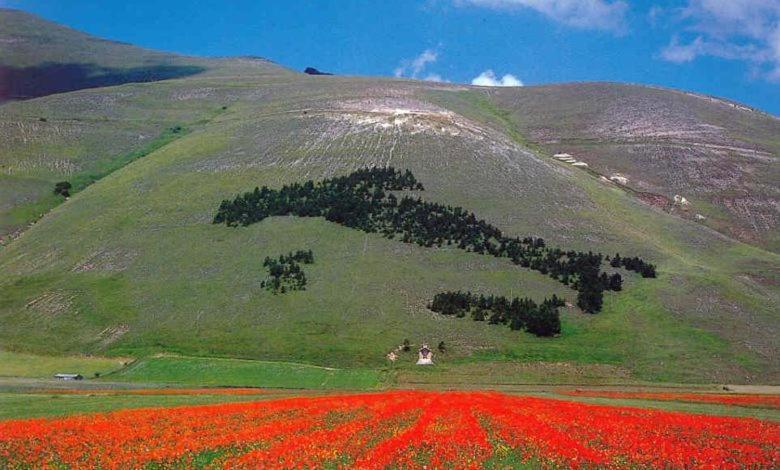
left=609, top=254, right=656, bottom=278
left=261, top=250, right=314, bottom=294
left=428, top=291, right=563, bottom=337
left=214, top=168, right=656, bottom=312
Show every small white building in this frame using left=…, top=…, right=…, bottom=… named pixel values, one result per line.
left=416, top=344, right=434, bottom=365
left=54, top=373, right=83, bottom=381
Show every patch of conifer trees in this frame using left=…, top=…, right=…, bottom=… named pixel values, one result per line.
left=261, top=250, right=314, bottom=294
left=53, top=181, right=72, bottom=197
left=428, top=291, right=564, bottom=337
left=214, top=168, right=656, bottom=311
left=609, top=254, right=657, bottom=278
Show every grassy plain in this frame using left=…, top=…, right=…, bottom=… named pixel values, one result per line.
left=0, top=351, right=777, bottom=422
left=0, top=351, right=127, bottom=378
left=107, top=355, right=383, bottom=390
left=0, top=392, right=281, bottom=420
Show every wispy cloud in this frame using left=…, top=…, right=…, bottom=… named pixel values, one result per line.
left=394, top=49, right=439, bottom=79
left=659, top=0, right=780, bottom=81
left=471, top=70, right=523, bottom=86
left=458, top=0, right=629, bottom=33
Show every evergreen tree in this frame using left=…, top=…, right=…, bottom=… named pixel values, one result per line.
left=608, top=273, right=623, bottom=291
left=54, top=181, right=72, bottom=197
left=261, top=249, right=315, bottom=294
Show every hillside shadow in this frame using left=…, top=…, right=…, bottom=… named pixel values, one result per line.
left=0, top=62, right=207, bottom=100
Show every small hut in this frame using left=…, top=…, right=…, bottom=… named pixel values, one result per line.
left=54, top=373, right=83, bottom=381
left=416, top=344, right=434, bottom=365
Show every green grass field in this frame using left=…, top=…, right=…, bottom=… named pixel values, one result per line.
left=0, top=351, right=128, bottom=378
left=0, top=350, right=777, bottom=422
left=106, top=355, right=384, bottom=390
left=0, top=392, right=283, bottom=420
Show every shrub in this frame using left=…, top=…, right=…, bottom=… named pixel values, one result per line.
left=54, top=181, right=72, bottom=197
left=261, top=250, right=314, bottom=294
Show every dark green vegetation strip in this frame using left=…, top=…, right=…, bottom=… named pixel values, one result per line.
left=56, top=125, right=187, bottom=198
left=261, top=250, right=314, bottom=294
left=429, top=291, right=563, bottom=337
left=213, top=167, right=656, bottom=314
left=2, top=125, right=188, bottom=246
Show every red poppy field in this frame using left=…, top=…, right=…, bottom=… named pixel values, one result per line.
left=1, top=391, right=778, bottom=468
left=560, top=390, right=780, bottom=409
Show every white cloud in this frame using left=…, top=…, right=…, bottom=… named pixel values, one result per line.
left=394, top=48, right=452, bottom=82
left=769, top=25, right=780, bottom=80
left=647, top=5, right=664, bottom=27
left=659, top=0, right=780, bottom=82
left=661, top=35, right=764, bottom=63
left=394, top=49, right=439, bottom=79
left=471, top=70, right=523, bottom=86
left=660, top=36, right=704, bottom=63
left=458, top=0, right=628, bottom=32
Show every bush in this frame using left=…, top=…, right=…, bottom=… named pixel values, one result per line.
left=54, top=181, right=72, bottom=197
left=261, top=250, right=314, bottom=294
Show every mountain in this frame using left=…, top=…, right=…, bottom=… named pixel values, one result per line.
left=0, top=8, right=205, bottom=99
left=0, top=9, right=293, bottom=243
left=0, top=9, right=777, bottom=384
left=487, top=84, right=780, bottom=251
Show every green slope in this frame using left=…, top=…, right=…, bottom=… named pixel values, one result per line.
left=479, top=84, right=780, bottom=251
left=0, top=11, right=777, bottom=385
left=0, top=8, right=294, bottom=242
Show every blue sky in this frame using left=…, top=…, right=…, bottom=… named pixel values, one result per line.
left=6, top=0, right=780, bottom=114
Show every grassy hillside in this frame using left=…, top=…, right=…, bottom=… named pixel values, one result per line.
left=469, top=84, right=780, bottom=251
left=0, top=9, right=295, bottom=242
left=0, top=8, right=212, bottom=99
left=0, top=11, right=777, bottom=385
